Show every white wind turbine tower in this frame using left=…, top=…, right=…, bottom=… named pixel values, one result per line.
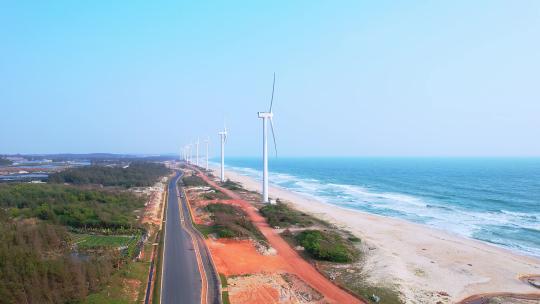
left=204, top=137, right=210, bottom=171
left=195, top=138, right=200, bottom=167
left=218, top=125, right=228, bottom=182
left=258, top=73, right=278, bottom=204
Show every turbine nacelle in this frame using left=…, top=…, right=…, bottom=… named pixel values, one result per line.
left=258, top=112, right=273, bottom=119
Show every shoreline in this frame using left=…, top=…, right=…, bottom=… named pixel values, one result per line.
left=211, top=163, right=539, bottom=260
left=209, top=164, right=540, bottom=303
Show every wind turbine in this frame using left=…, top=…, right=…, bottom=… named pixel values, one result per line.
left=257, top=73, right=278, bottom=204
left=204, top=137, right=210, bottom=171
left=195, top=138, right=200, bottom=167
left=218, top=124, right=228, bottom=182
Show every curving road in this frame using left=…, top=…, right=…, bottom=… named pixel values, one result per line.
left=160, top=170, right=220, bottom=304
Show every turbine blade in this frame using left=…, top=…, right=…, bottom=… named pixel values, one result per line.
left=269, top=72, right=275, bottom=112
left=269, top=117, right=277, bottom=157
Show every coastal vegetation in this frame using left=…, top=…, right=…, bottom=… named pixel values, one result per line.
left=181, top=175, right=229, bottom=199
left=200, top=203, right=265, bottom=242
left=259, top=202, right=314, bottom=228
left=199, top=189, right=229, bottom=200
left=295, top=229, right=360, bottom=263
left=49, top=161, right=169, bottom=188
left=221, top=179, right=242, bottom=191
left=181, top=174, right=207, bottom=187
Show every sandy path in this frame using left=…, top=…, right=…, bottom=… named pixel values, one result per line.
left=196, top=169, right=364, bottom=304
left=210, top=165, right=540, bottom=303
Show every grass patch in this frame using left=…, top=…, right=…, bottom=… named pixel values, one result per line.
left=194, top=223, right=239, bottom=239
left=221, top=179, right=242, bottom=191
left=205, top=203, right=237, bottom=214
left=152, top=230, right=164, bottom=304
left=199, top=189, right=228, bottom=200
left=222, top=291, right=230, bottom=304
left=73, top=233, right=141, bottom=258
left=259, top=202, right=314, bottom=228
left=219, top=273, right=230, bottom=304
left=73, top=234, right=136, bottom=249
left=348, top=235, right=362, bottom=243
left=294, top=230, right=359, bottom=263
left=203, top=203, right=266, bottom=242
left=194, top=224, right=217, bottom=238
left=337, top=276, right=403, bottom=304
left=181, top=175, right=207, bottom=187
left=219, top=273, right=228, bottom=288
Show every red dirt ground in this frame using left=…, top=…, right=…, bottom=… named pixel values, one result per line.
left=206, top=239, right=290, bottom=276
left=196, top=170, right=364, bottom=304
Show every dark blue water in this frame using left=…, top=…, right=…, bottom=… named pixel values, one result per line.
left=213, top=157, right=540, bottom=257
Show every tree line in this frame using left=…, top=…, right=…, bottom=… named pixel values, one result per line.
left=0, top=183, right=145, bottom=230
left=49, top=161, right=170, bottom=188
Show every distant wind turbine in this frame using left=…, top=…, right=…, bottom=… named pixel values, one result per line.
left=218, top=124, right=228, bottom=182
left=195, top=138, right=200, bottom=167
left=187, top=144, right=192, bottom=164
left=257, top=73, right=278, bottom=204
left=204, top=137, right=210, bottom=171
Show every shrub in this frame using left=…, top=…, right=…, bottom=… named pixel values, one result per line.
left=221, top=179, right=242, bottom=191
left=203, top=203, right=265, bottom=242
left=260, top=202, right=313, bottom=228
left=295, top=230, right=359, bottom=263
left=181, top=175, right=207, bottom=187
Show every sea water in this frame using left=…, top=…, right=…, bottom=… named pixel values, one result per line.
left=212, top=157, right=540, bottom=257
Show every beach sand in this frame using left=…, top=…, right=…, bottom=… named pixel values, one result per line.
left=209, top=165, right=540, bottom=303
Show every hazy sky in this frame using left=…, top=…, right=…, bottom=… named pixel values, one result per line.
left=1, top=1, right=539, bottom=156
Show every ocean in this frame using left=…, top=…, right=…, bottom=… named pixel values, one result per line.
left=213, top=157, right=540, bottom=257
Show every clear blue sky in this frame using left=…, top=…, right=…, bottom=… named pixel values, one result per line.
left=1, top=1, right=539, bottom=156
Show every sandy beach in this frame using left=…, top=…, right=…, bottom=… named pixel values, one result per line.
left=209, top=165, right=540, bottom=303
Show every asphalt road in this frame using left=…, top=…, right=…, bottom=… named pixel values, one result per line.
left=161, top=171, right=201, bottom=304
left=160, top=170, right=220, bottom=304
